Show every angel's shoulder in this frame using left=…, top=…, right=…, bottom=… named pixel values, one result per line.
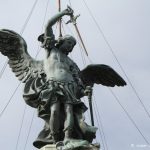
left=67, top=57, right=79, bottom=68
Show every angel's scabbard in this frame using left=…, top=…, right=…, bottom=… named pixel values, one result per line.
left=88, top=92, right=94, bottom=126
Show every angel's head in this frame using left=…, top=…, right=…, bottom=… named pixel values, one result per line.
left=38, top=34, right=76, bottom=54
left=56, top=35, right=76, bottom=55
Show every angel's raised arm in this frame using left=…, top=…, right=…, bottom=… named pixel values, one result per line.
left=45, top=6, right=74, bottom=37
left=39, top=7, right=74, bottom=51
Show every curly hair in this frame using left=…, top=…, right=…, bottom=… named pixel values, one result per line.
left=56, top=35, right=76, bottom=48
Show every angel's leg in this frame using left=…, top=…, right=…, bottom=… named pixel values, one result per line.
left=49, top=102, right=60, bottom=143
left=64, top=103, right=74, bottom=140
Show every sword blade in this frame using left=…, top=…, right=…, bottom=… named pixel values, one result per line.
left=73, top=24, right=88, bottom=56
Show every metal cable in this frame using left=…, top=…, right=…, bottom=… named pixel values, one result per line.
left=61, top=20, right=66, bottom=36
left=82, top=0, right=150, bottom=119
left=15, top=105, right=27, bottom=150
left=0, top=0, right=39, bottom=78
left=61, top=19, right=92, bottom=122
left=0, top=82, right=21, bottom=117
left=109, top=88, right=149, bottom=144
left=87, top=54, right=149, bottom=145
left=62, top=17, right=108, bottom=147
left=62, top=19, right=87, bottom=67
left=77, top=37, right=87, bottom=67
left=93, top=100, right=106, bottom=149
left=23, top=111, right=35, bottom=150
left=61, top=20, right=74, bottom=60
left=15, top=0, right=50, bottom=149
left=93, top=95, right=109, bottom=150
left=0, top=60, right=8, bottom=78
left=82, top=97, right=91, bottom=122
left=20, top=0, right=39, bottom=35
left=35, top=0, right=50, bottom=58
left=66, top=0, right=150, bottom=146
left=0, top=0, right=49, bottom=118
left=61, top=21, right=76, bottom=64
left=68, top=0, right=72, bottom=8
left=62, top=15, right=108, bottom=146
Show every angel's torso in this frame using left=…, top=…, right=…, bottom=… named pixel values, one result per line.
left=44, top=48, right=75, bottom=82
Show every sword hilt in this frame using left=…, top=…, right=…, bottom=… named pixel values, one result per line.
left=66, top=14, right=80, bottom=25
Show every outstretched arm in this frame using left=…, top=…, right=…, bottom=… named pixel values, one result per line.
left=45, top=7, right=74, bottom=37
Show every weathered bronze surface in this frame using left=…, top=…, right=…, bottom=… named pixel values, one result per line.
left=0, top=7, right=126, bottom=150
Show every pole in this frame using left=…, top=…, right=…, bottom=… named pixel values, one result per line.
left=88, top=93, right=94, bottom=126
left=87, top=86, right=94, bottom=126
left=58, top=0, right=62, bottom=37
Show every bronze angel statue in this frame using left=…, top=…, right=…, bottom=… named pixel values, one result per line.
left=0, top=7, right=126, bottom=150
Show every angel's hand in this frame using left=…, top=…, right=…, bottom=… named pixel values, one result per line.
left=63, top=6, right=74, bottom=16
left=84, top=86, right=93, bottom=96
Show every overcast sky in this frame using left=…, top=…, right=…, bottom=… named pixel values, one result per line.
left=0, top=0, right=150, bottom=150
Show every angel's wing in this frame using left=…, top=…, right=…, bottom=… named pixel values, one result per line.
left=0, top=29, right=44, bottom=83
left=80, top=64, right=127, bottom=87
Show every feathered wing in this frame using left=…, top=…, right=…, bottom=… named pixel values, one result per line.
left=80, top=64, right=127, bottom=87
left=0, top=29, right=44, bottom=83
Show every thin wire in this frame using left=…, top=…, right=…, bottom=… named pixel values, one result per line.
left=15, top=105, right=27, bottom=150
left=82, top=97, right=91, bottom=121
left=0, top=0, right=39, bottom=78
left=61, top=19, right=91, bottom=120
left=23, top=111, right=35, bottom=150
left=88, top=54, right=149, bottom=145
left=62, top=19, right=86, bottom=67
left=0, top=82, right=21, bottom=117
left=35, top=0, right=50, bottom=58
left=78, top=40, right=86, bottom=66
left=61, top=21, right=74, bottom=60
left=40, top=0, right=50, bottom=32
left=21, top=0, right=39, bottom=49
left=0, top=0, right=48, bottom=118
left=54, top=21, right=59, bottom=35
left=23, top=15, right=61, bottom=150
left=62, top=18, right=91, bottom=117
left=62, top=9, right=108, bottom=146
left=20, top=0, right=39, bottom=35
left=68, top=0, right=72, bottom=7
left=23, top=2, right=58, bottom=147
left=0, top=47, right=41, bottom=118
left=82, top=0, right=150, bottom=119
left=61, top=20, right=66, bottom=36
left=62, top=17, right=108, bottom=147
left=66, top=0, right=149, bottom=146
left=15, top=0, right=50, bottom=149
left=61, top=21, right=75, bottom=60
left=93, top=95, right=108, bottom=150
left=109, top=88, right=149, bottom=144
left=0, top=60, right=8, bottom=78
left=92, top=100, right=106, bottom=149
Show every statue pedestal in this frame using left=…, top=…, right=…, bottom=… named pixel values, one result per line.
left=40, top=143, right=100, bottom=150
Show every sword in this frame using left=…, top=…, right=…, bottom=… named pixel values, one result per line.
left=58, top=0, right=62, bottom=37
left=66, top=7, right=88, bottom=56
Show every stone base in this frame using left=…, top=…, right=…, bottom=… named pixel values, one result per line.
left=40, top=143, right=100, bottom=150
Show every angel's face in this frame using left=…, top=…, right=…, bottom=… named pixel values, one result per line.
left=59, top=38, right=76, bottom=55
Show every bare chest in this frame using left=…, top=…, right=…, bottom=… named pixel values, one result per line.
left=48, top=49, right=68, bottom=63
left=44, top=49, right=74, bottom=81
